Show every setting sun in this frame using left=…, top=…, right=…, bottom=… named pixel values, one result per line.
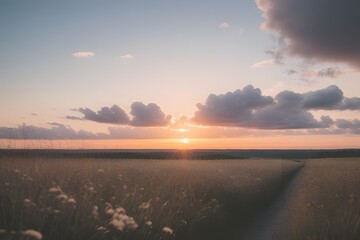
left=182, top=138, right=190, bottom=144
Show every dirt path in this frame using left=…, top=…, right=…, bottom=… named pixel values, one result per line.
left=242, top=162, right=305, bottom=240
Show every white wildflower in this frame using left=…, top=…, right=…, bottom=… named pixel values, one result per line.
left=145, top=221, right=152, bottom=227
left=92, top=205, right=99, bottom=217
left=96, top=226, right=107, bottom=231
left=22, top=229, right=43, bottom=240
left=105, top=208, right=115, bottom=216
left=127, top=217, right=138, bottom=230
left=23, top=198, right=32, bottom=207
left=163, top=227, right=173, bottom=234
left=48, top=186, right=62, bottom=194
left=110, top=218, right=125, bottom=231
left=56, top=194, right=68, bottom=201
left=115, top=207, right=126, bottom=214
left=67, top=198, right=76, bottom=205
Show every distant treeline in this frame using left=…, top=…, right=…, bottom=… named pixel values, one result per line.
left=0, top=149, right=359, bottom=160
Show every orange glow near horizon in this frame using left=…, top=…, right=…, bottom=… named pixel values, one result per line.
left=1, top=135, right=360, bottom=150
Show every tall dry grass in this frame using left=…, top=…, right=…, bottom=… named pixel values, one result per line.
left=0, top=157, right=302, bottom=240
left=278, top=158, right=360, bottom=240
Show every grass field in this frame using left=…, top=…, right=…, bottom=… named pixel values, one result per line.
left=0, top=157, right=302, bottom=240
left=275, top=158, right=360, bottom=240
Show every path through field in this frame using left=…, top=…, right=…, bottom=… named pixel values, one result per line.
left=243, top=161, right=304, bottom=240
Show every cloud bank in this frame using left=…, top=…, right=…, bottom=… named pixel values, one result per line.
left=0, top=86, right=358, bottom=140
left=256, top=0, right=360, bottom=68
left=193, top=85, right=360, bottom=129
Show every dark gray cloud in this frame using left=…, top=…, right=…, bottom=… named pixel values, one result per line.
left=192, top=85, right=359, bottom=129
left=252, top=90, right=327, bottom=129
left=256, top=0, right=360, bottom=68
left=303, top=85, right=360, bottom=110
left=335, top=119, right=360, bottom=134
left=78, top=105, right=130, bottom=124
left=130, top=102, right=171, bottom=127
left=73, top=102, right=171, bottom=127
left=341, top=98, right=360, bottom=110
left=302, top=85, right=344, bottom=109
left=193, top=85, right=273, bottom=126
left=335, top=119, right=360, bottom=129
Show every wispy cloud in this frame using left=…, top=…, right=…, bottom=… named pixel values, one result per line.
left=120, top=54, right=135, bottom=59
left=72, top=51, right=95, bottom=58
left=219, top=22, right=230, bottom=29
left=303, top=67, right=342, bottom=79
left=251, top=59, right=275, bottom=68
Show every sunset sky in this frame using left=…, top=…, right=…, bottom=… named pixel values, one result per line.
left=1, top=0, right=360, bottom=149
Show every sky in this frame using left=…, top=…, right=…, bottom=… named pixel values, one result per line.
left=1, top=0, right=360, bottom=149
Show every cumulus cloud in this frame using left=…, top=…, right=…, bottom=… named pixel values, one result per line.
left=192, top=85, right=360, bottom=129
left=72, top=51, right=95, bottom=58
left=219, top=22, right=230, bottom=28
left=78, top=105, right=130, bottom=124
left=253, top=90, right=326, bottom=129
left=130, top=102, right=171, bottom=127
left=120, top=54, right=134, bottom=59
left=302, top=85, right=360, bottom=110
left=335, top=119, right=360, bottom=134
left=302, top=85, right=344, bottom=109
left=72, top=102, right=171, bottom=127
left=256, top=0, right=360, bottom=68
left=335, top=119, right=360, bottom=129
left=193, top=85, right=274, bottom=126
